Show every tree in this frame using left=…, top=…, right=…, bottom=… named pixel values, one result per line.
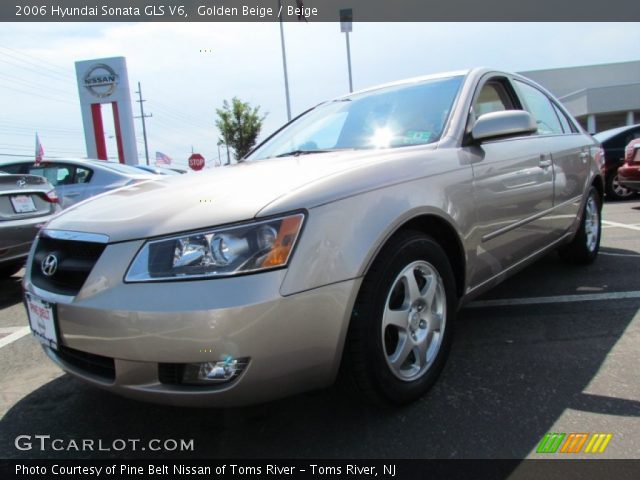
left=215, top=97, right=266, bottom=162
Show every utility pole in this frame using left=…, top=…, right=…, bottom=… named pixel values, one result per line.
left=134, top=81, right=152, bottom=165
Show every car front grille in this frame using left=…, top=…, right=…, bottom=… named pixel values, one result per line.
left=55, top=345, right=116, bottom=381
left=31, top=236, right=106, bottom=296
left=158, top=363, right=185, bottom=385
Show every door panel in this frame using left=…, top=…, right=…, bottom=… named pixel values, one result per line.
left=548, top=135, right=591, bottom=236
left=467, top=136, right=554, bottom=289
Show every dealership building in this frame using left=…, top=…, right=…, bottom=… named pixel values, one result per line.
left=520, top=60, right=640, bottom=134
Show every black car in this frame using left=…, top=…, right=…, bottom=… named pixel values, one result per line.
left=593, top=124, right=640, bottom=200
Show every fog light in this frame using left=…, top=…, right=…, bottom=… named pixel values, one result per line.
left=179, top=357, right=248, bottom=385
left=199, top=357, right=237, bottom=381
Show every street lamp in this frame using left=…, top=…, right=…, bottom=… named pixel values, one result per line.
left=340, top=8, right=354, bottom=93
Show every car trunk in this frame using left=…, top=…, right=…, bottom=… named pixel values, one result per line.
left=0, top=174, right=57, bottom=222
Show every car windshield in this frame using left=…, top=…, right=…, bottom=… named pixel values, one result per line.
left=248, top=75, right=464, bottom=160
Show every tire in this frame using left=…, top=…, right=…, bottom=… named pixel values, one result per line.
left=559, top=186, right=602, bottom=264
left=606, top=171, right=635, bottom=200
left=0, top=261, right=24, bottom=279
left=343, top=230, right=457, bottom=406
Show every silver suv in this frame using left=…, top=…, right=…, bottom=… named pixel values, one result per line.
left=23, top=68, right=603, bottom=406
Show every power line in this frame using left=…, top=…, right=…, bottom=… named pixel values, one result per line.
left=0, top=48, right=74, bottom=83
left=0, top=82, right=77, bottom=105
left=0, top=71, right=76, bottom=98
left=0, top=46, right=75, bottom=78
left=147, top=100, right=212, bottom=130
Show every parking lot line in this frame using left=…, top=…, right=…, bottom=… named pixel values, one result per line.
left=0, top=326, right=30, bottom=349
left=468, top=290, right=640, bottom=308
left=600, top=252, right=640, bottom=257
left=602, top=220, right=640, bottom=232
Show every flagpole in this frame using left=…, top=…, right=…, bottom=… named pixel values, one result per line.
left=278, top=0, right=292, bottom=121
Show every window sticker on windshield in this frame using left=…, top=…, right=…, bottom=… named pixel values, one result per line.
left=402, top=130, right=432, bottom=144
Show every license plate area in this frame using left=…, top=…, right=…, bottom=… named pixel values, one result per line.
left=25, top=293, right=59, bottom=350
left=10, top=195, right=37, bottom=213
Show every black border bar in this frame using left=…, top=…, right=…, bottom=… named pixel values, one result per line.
left=2, top=459, right=640, bottom=480
left=3, top=0, right=639, bottom=22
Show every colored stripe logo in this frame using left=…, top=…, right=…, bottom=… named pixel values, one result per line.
left=537, top=433, right=612, bottom=454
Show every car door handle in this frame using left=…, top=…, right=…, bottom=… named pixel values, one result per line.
left=539, top=155, right=552, bottom=168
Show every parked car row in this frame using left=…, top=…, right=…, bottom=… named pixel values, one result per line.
left=618, top=139, right=640, bottom=193
left=593, top=124, right=640, bottom=200
left=0, top=172, right=60, bottom=278
left=0, top=158, right=160, bottom=209
left=0, top=159, right=165, bottom=277
left=20, top=68, right=605, bottom=407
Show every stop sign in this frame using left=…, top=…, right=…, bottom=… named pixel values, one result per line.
left=188, top=153, right=205, bottom=171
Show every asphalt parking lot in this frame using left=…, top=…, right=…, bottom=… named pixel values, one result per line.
left=0, top=199, right=638, bottom=460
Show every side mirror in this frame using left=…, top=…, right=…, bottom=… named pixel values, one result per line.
left=471, top=110, right=537, bottom=142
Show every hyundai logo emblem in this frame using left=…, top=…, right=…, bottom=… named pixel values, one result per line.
left=41, top=254, right=58, bottom=277
left=16, top=178, right=27, bottom=188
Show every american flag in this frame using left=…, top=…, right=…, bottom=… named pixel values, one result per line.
left=155, top=151, right=172, bottom=165
left=35, top=133, right=44, bottom=165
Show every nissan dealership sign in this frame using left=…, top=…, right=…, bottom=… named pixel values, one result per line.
left=83, top=63, right=119, bottom=98
left=75, top=57, right=138, bottom=165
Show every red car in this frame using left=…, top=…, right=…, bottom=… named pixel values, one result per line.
left=618, top=139, right=640, bottom=193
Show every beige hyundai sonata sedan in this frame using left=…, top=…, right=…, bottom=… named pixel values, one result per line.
left=23, top=68, right=603, bottom=406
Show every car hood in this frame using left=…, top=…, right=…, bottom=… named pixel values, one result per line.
left=45, top=149, right=434, bottom=242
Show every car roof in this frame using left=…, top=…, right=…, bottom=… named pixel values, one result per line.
left=593, top=124, right=640, bottom=143
left=0, top=158, right=158, bottom=176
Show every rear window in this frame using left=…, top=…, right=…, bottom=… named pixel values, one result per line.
left=0, top=163, right=28, bottom=174
left=29, top=164, right=74, bottom=186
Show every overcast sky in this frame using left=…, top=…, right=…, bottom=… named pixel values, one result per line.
left=0, top=22, right=638, bottom=167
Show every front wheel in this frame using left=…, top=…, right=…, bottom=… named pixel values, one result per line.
left=559, top=186, right=602, bottom=264
left=343, top=231, right=457, bottom=406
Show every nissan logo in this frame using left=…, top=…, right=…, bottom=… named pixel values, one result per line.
left=41, top=254, right=58, bottom=277
left=83, top=63, right=119, bottom=98
left=16, top=178, right=27, bottom=188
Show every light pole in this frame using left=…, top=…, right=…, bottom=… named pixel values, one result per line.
left=340, top=8, right=354, bottom=93
left=278, top=0, right=292, bottom=121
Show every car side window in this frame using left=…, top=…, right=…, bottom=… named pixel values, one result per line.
left=513, top=80, right=563, bottom=135
left=76, top=167, right=92, bottom=184
left=29, top=164, right=75, bottom=186
left=474, top=83, right=511, bottom=117
left=624, top=131, right=640, bottom=145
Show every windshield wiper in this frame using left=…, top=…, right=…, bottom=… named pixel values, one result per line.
left=274, top=149, right=331, bottom=158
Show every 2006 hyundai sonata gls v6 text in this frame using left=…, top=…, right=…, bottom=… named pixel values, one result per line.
left=23, top=68, right=603, bottom=406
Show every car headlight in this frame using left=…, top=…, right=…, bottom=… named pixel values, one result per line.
left=125, top=213, right=305, bottom=282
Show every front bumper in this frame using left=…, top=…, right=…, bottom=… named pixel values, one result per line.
left=23, top=239, right=360, bottom=407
